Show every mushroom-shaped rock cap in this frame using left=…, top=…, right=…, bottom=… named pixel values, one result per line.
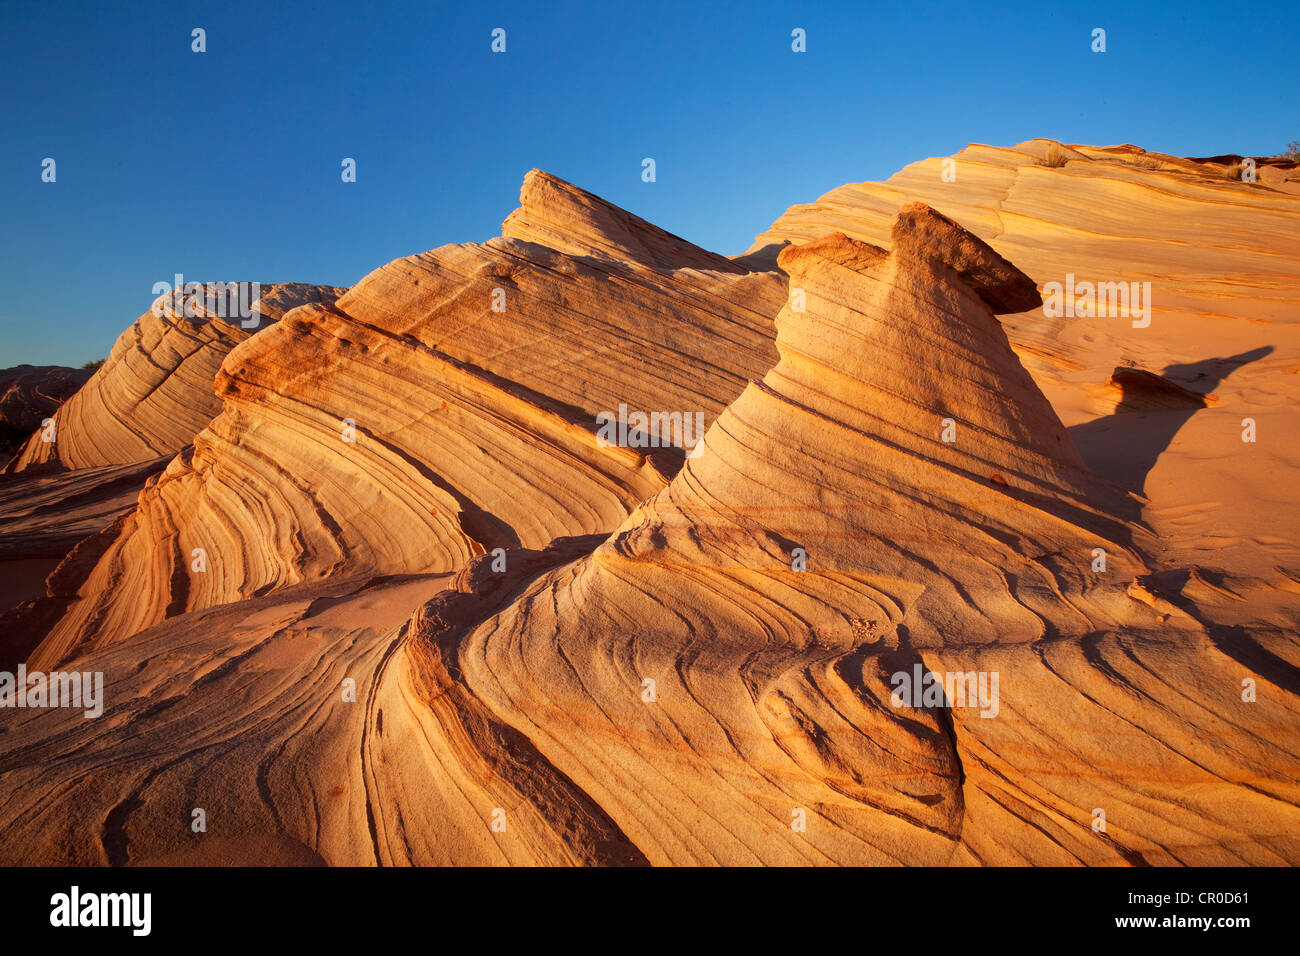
left=891, top=202, right=1042, bottom=314
left=776, top=203, right=1041, bottom=315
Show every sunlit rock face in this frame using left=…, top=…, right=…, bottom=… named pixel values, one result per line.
left=2, top=283, right=345, bottom=474
left=26, top=171, right=784, bottom=667
left=1, top=152, right=1296, bottom=868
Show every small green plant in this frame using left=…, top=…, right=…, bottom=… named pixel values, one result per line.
left=81, top=358, right=105, bottom=370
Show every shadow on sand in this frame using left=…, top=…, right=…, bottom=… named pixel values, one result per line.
left=1069, top=346, right=1273, bottom=496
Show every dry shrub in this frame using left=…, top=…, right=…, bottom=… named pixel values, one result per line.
left=1039, top=144, right=1070, bottom=168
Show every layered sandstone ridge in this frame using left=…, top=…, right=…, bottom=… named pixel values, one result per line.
left=0, top=151, right=1295, bottom=868
left=0, top=364, right=92, bottom=461
left=2, top=283, right=345, bottom=474
left=399, top=204, right=1296, bottom=865
left=25, top=172, right=783, bottom=668
left=751, top=139, right=1300, bottom=577
left=751, top=138, right=1300, bottom=363
left=503, top=169, right=748, bottom=273
left=752, top=141, right=1300, bottom=309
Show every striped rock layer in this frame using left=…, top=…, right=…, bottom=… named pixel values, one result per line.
left=0, top=154, right=1295, bottom=867
left=3, top=283, right=345, bottom=474
left=26, top=171, right=783, bottom=668
left=395, top=207, right=1298, bottom=865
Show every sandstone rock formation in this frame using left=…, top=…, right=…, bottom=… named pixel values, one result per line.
left=0, top=364, right=91, bottom=462
left=397, top=207, right=1295, bottom=865
left=0, top=456, right=169, bottom=667
left=22, top=171, right=783, bottom=669
left=0, top=150, right=1295, bottom=868
left=2, top=283, right=344, bottom=474
left=1104, top=366, right=1214, bottom=412
left=750, top=139, right=1300, bottom=580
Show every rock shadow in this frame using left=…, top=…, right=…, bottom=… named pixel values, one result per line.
left=1069, top=346, right=1272, bottom=495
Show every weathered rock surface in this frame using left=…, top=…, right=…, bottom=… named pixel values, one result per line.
left=0, top=457, right=170, bottom=667
left=0, top=365, right=91, bottom=462
left=2, top=283, right=345, bottom=474
left=0, top=152, right=1296, bottom=868
left=398, top=207, right=1289, bottom=865
left=25, top=172, right=783, bottom=668
left=750, top=139, right=1300, bottom=578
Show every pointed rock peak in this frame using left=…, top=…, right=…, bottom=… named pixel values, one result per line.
left=749, top=201, right=1124, bottom=523
left=501, top=169, right=748, bottom=274
left=889, top=203, right=1042, bottom=314
left=580, top=207, right=1146, bottom=649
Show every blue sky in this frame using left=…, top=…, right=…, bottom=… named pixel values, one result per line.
left=1, top=0, right=1295, bottom=365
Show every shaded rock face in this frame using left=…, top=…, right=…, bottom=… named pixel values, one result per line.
left=0, top=156, right=1296, bottom=868
left=0, top=457, right=171, bottom=670
left=26, top=171, right=784, bottom=669
left=1, top=283, right=345, bottom=475
left=0, top=365, right=91, bottom=462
